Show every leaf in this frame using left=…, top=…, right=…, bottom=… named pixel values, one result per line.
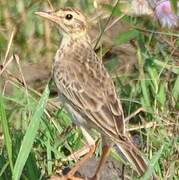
left=101, top=3, right=121, bottom=16
left=140, top=146, right=163, bottom=180
left=171, top=0, right=177, bottom=14
left=146, top=62, right=159, bottom=94
left=115, top=30, right=139, bottom=45
left=157, top=83, right=166, bottom=105
left=96, top=45, right=113, bottom=58
left=25, top=152, right=40, bottom=180
left=153, top=59, right=179, bottom=74
left=172, top=75, right=179, bottom=101
left=0, top=95, right=14, bottom=173
left=137, top=49, right=152, bottom=110
left=110, top=148, right=126, bottom=164
left=12, top=79, right=52, bottom=180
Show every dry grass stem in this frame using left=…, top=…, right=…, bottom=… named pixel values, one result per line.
left=3, top=28, right=16, bottom=65
left=125, top=107, right=146, bottom=122
left=127, top=122, right=157, bottom=131
left=0, top=55, right=14, bottom=76
left=65, top=146, right=91, bottom=162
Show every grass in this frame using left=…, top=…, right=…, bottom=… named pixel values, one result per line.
left=12, top=79, right=52, bottom=180
left=0, top=0, right=179, bottom=180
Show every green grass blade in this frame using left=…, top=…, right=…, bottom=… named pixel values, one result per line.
left=137, top=49, right=151, bottom=110
left=0, top=95, right=14, bottom=173
left=157, top=84, right=166, bottom=105
left=172, top=75, right=179, bottom=101
left=26, top=152, right=40, bottom=180
left=141, top=146, right=163, bottom=180
left=12, top=79, right=52, bottom=180
left=153, top=59, right=179, bottom=74
left=171, top=0, right=177, bottom=14
left=115, top=30, right=139, bottom=45
left=46, top=134, right=52, bottom=175
left=110, top=148, right=126, bottom=164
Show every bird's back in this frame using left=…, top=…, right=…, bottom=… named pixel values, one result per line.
left=53, top=39, right=125, bottom=140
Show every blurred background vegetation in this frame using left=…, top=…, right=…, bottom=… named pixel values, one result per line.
left=0, top=0, right=179, bottom=179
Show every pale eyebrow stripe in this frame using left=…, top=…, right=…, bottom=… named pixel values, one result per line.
left=60, top=7, right=81, bottom=15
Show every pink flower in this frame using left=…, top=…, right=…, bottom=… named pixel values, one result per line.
left=155, top=0, right=178, bottom=28
left=131, top=0, right=153, bottom=16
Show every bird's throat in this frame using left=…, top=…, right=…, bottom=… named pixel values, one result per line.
left=60, top=33, right=91, bottom=49
left=55, top=34, right=92, bottom=64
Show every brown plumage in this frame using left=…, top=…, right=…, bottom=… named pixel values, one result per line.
left=35, top=7, right=156, bottom=180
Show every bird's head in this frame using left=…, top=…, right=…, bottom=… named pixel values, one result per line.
left=35, top=7, right=88, bottom=38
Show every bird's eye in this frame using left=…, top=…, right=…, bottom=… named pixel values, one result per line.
left=65, top=14, right=73, bottom=20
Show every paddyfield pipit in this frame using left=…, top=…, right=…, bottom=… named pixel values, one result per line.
left=35, top=7, right=156, bottom=180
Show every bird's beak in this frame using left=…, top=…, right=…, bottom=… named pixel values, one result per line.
left=35, top=11, right=59, bottom=24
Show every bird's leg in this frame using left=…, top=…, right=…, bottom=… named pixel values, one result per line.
left=65, top=145, right=96, bottom=179
left=64, top=126, right=96, bottom=180
left=90, top=145, right=110, bottom=180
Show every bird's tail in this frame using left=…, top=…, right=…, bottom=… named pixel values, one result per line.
left=116, top=138, right=157, bottom=180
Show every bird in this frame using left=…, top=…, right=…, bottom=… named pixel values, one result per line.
left=35, top=7, right=156, bottom=180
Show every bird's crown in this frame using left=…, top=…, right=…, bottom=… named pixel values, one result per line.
left=35, top=7, right=88, bottom=36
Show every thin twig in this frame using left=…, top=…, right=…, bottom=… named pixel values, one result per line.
left=0, top=55, right=14, bottom=76
left=47, top=0, right=54, bottom=10
left=104, top=14, right=125, bottom=33
left=94, top=0, right=120, bottom=49
left=3, top=28, right=16, bottom=65
left=127, top=122, right=157, bottom=131
left=14, top=54, right=30, bottom=104
left=64, top=145, right=90, bottom=162
left=125, top=107, right=146, bottom=122
left=2, top=66, right=60, bottom=110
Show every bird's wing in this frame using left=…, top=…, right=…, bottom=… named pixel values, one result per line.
left=53, top=53, right=125, bottom=139
left=54, top=57, right=159, bottom=180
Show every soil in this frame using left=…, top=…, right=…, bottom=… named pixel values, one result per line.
left=77, top=156, right=123, bottom=180
left=61, top=155, right=132, bottom=180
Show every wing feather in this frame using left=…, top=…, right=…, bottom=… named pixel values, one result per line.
left=53, top=51, right=125, bottom=138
